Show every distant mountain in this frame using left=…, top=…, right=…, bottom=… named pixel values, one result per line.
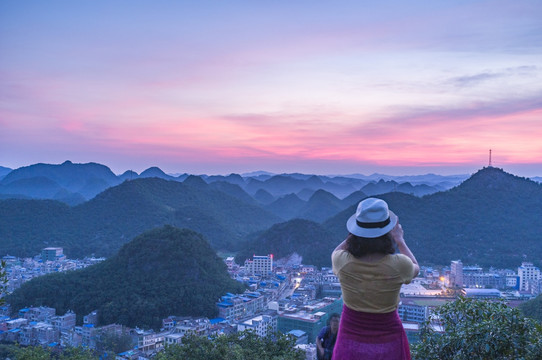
left=297, top=190, right=345, bottom=223
left=236, top=219, right=336, bottom=268
left=139, top=166, right=176, bottom=180
left=360, top=179, right=440, bottom=197
left=0, top=166, right=12, bottom=179
left=265, top=194, right=306, bottom=220
left=208, top=181, right=256, bottom=205
left=265, top=189, right=368, bottom=223
left=253, top=189, right=275, bottom=204
left=0, top=177, right=282, bottom=258
left=324, top=167, right=542, bottom=268
left=205, top=173, right=246, bottom=187
left=0, top=161, right=121, bottom=203
left=6, top=226, right=246, bottom=330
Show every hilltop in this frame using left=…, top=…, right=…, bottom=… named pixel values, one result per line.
left=6, top=226, right=246, bottom=330
left=324, top=167, right=542, bottom=268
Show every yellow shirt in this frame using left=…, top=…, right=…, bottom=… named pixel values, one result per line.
left=332, top=249, right=416, bottom=313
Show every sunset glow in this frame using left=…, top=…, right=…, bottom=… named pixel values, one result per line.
left=1, top=1, right=541, bottom=176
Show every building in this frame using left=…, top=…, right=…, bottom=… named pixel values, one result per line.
left=51, top=311, right=76, bottom=332
left=41, top=247, right=65, bottom=262
left=237, top=312, right=278, bottom=337
left=244, top=254, right=273, bottom=276
left=278, top=297, right=342, bottom=343
left=518, top=262, right=541, bottom=293
left=462, top=288, right=502, bottom=299
left=288, top=329, right=308, bottom=344
left=450, top=260, right=463, bottom=287
left=217, top=291, right=266, bottom=321
left=398, top=297, right=451, bottom=324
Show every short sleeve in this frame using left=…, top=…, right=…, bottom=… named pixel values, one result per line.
left=332, top=249, right=352, bottom=276
left=394, top=254, right=416, bottom=284
left=317, top=326, right=327, bottom=341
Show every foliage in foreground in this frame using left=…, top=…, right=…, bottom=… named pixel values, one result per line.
left=412, top=296, right=542, bottom=360
left=0, top=344, right=101, bottom=360
left=155, top=331, right=305, bottom=360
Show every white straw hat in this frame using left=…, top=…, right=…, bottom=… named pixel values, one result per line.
left=346, top=198, right=397, bottom=238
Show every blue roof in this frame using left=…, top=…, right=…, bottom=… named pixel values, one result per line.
left=210, top=317, right=225, bottom=324
left=48, top=342, right=58, bottom=347
left=84, top=324, right=94, bottom=328
left=288, top=330, right=306, bottom=337
left=217, top=302, right=232, bottom=308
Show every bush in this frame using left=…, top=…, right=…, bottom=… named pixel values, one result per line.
left=412, top=296, right=542, bottom=360
left=155, top=331, right=305, bottom=360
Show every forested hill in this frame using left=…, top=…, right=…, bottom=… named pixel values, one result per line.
left=235, top=219, right=337, bottom=268
left=0, top=177, right=281, bottom=258
left=324, top=167, right=542, bottom=268
left=6, top=226, right=246, bottom=330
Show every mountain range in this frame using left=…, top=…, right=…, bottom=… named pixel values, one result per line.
left=0, top=161, right=468, bottom=206
left=0, top=162, right=541, bottom=269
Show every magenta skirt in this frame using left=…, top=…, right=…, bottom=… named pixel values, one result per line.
left=332, top=304, right=411, bottom=360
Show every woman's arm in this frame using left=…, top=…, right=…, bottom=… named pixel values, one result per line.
left=389, top=222, right=420, bottom=277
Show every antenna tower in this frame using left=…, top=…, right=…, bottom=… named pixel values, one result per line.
left=489, top=149, right=492, bottom=167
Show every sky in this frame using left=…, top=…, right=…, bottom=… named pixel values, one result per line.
left=1, top=1, right=541, bottom=176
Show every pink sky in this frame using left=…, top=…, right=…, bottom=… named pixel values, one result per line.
left=1, top=1, right=541, bottom=176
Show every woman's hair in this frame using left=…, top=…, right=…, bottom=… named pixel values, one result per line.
left=345, top=232, right=395, bottom=258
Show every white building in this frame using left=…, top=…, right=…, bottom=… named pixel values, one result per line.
left=244, top=254, right=273, bottom=276
left=237, top=313, right=277, bottom=337
left=518, top=262, right=541, bottom=293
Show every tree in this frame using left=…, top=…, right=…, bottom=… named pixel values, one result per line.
left=519, top=294, right=542, bottom=323
left=155, top=331, right=305, bottom=360
left=1, top=345, right=100, bottom=360
left=95, top=329, right=134, bottom=354
left=412, top=296, right=542, bottom=360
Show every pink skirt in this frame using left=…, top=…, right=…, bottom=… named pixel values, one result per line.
left=332, top=304, right=411, bottom=360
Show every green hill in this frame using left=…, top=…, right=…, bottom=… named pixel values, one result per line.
left=6, top=226, right=246, bottom=330
left=323, top=167, right=542, bottom=268
left=236, top=219, right=336, bottom=268
left=0, top=177, right=281, bottom=258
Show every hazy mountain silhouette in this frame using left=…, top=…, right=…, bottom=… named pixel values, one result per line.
left=0, top=166, right=11, bottom=180
left=0, top=161, right=121, bottom=203
left=7, top=226, right=246, bottom=330
left=139, top=166, right=176, bottom=180
left=265, top=193, right=306, bottom=220
left=0, top=177, right=281, bottom=258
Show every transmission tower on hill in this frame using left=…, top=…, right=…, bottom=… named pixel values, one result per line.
left=488, top=149, right=492, bottom=167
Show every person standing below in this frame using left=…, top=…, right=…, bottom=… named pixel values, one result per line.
left=331, top=198, right=419, bottom=360
left=316, top=313, right=340, bottom=360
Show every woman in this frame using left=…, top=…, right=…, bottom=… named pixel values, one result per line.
left=331, top=197, right=419, bottom=360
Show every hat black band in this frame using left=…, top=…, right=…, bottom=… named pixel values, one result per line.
left=356, top=217, right=390, bottom=229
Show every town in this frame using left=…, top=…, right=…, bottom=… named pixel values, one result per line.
left=1, top=248, right=540, bottom=359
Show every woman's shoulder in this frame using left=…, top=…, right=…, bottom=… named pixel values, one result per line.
left=385, top=254, right=415, bottom=279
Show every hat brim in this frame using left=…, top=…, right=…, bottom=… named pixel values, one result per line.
left=346, top=210, right=398, bottom=238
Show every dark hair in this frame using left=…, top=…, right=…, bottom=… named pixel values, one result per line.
left=327, top=313, right=340, bottom=325
left=345, top=233, right=395, bottom=258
